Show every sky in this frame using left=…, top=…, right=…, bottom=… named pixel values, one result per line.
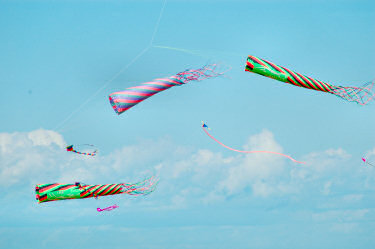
left=0, top=0, right=375, bottom=248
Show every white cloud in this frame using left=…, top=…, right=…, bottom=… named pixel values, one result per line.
left=217, top=129, right=289, bottom=197
left=1, top=128, right=373, bottom=212
left=312, top=209, right=369, bottom=222
left=0, top=130, right=67, bottom=186
left=365, top=147, right=375, bottom=160
left=330, top=222, right=359, bottom=233
left=27, top=129, right=65, bottom=148
left=290, top=147, right=352, bottom=185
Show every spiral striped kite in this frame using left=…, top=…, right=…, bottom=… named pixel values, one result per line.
left=245, top=55, right=374, bottom=105
left=109, top=64, right=223, bottom=115
left=35, top=176, right=157, bottom=203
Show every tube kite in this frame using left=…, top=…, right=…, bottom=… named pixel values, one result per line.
left=245, top=55, right=374, bottom=105
left=362, top=157, right=374, bottom=167
left=35, top=176, right=157, bottom=203
left=109, top=64, right=223, bottom=115
left=202, top=122, right=304, bottom=164
left=66, top=144, right=97, bottom=156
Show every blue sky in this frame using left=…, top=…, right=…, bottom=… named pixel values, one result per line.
left=0, top=0, right=374, bottom=248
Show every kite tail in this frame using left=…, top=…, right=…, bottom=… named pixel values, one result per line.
left=175, top=64, right=224, bottom=83
left=202, top=122, right=304, bottom=164
left=329, top=81, right=375, bottom=105
left=121, top=175, right=159, bottom=196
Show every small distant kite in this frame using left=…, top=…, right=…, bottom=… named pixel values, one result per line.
left=66, top=144, right=97, bottom=156
left=202, top=122, right=304, bottom=164
left=362, top=157, right=374, bottom=167
left=35, top=176, right=157, bottom=203
left=109, top=64, right=224, bottom=115
left=97, top=205, right=119, bottom=212
left=245, top=55, right=374, bottom=105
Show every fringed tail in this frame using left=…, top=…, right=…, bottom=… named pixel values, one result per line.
left=175, top=64, right=224, bottom=83
left=121, top=175, right=159, bottom=196
left=330, top=80, right=375, bottom=105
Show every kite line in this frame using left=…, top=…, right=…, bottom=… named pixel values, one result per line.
left=202, top=122, right=304, bottom=164
left=54, top=0, right=168, bottom=132
left=153, top=44, right=244, bottom=59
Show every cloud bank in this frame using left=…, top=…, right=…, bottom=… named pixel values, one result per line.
left=1, top=128, right=373, bottom=208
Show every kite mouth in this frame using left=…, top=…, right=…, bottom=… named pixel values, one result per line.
left=108, top=96, right=120, bottom=115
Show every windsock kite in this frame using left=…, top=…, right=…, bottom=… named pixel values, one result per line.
left=35, top=176, right=157, bottom=203
left=245, top=55, right=374, bottom=105
left=109, top=64, right=224, bottom=115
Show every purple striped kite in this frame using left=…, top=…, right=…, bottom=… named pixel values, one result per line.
left=109, top=64, right=223, bottom=115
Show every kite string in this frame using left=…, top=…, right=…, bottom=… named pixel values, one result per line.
left=202, top=125, right=305, bottom=164
left=54, top=0, right=168, bottom=132
left=54, top=46, right=149, bottom=132
left=149, top=0, right=167, bottom=47
left=152, top=44, right=244, bottom=58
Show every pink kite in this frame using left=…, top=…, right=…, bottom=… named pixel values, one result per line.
left=97, top=205, right=119, bottom=212
left=202, top=122, right=304, bottom=164
left=362, top=157, right=374, bottom=167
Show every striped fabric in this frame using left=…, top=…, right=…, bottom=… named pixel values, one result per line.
left=109, top=64, right=224, bottom=115
left=109, top=76, right=185, bottom=115
left=35, top=177, right=158, bottom=203
left=35, top=183, right=123, bottom=203
left=245, top=55, right=334, bottom=92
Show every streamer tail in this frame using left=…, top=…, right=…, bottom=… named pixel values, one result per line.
left=202, top=122, right=304, bottom=164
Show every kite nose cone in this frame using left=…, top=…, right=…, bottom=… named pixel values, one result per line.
left=362, top=158, right=366, bottom=162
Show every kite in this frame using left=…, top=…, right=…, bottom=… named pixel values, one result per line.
left=97, top=205, right=119, bottom=212
left=35, top=176, right=157, bottom=203
left=66, top=144, right=97, bottom=156
left=109, top=64, right=223, bottom=115
left=202, top=122, right=304, bottom=164
left=245, top=55, right=374, bottom=105
left=362, top=157, right=374, bottom=167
